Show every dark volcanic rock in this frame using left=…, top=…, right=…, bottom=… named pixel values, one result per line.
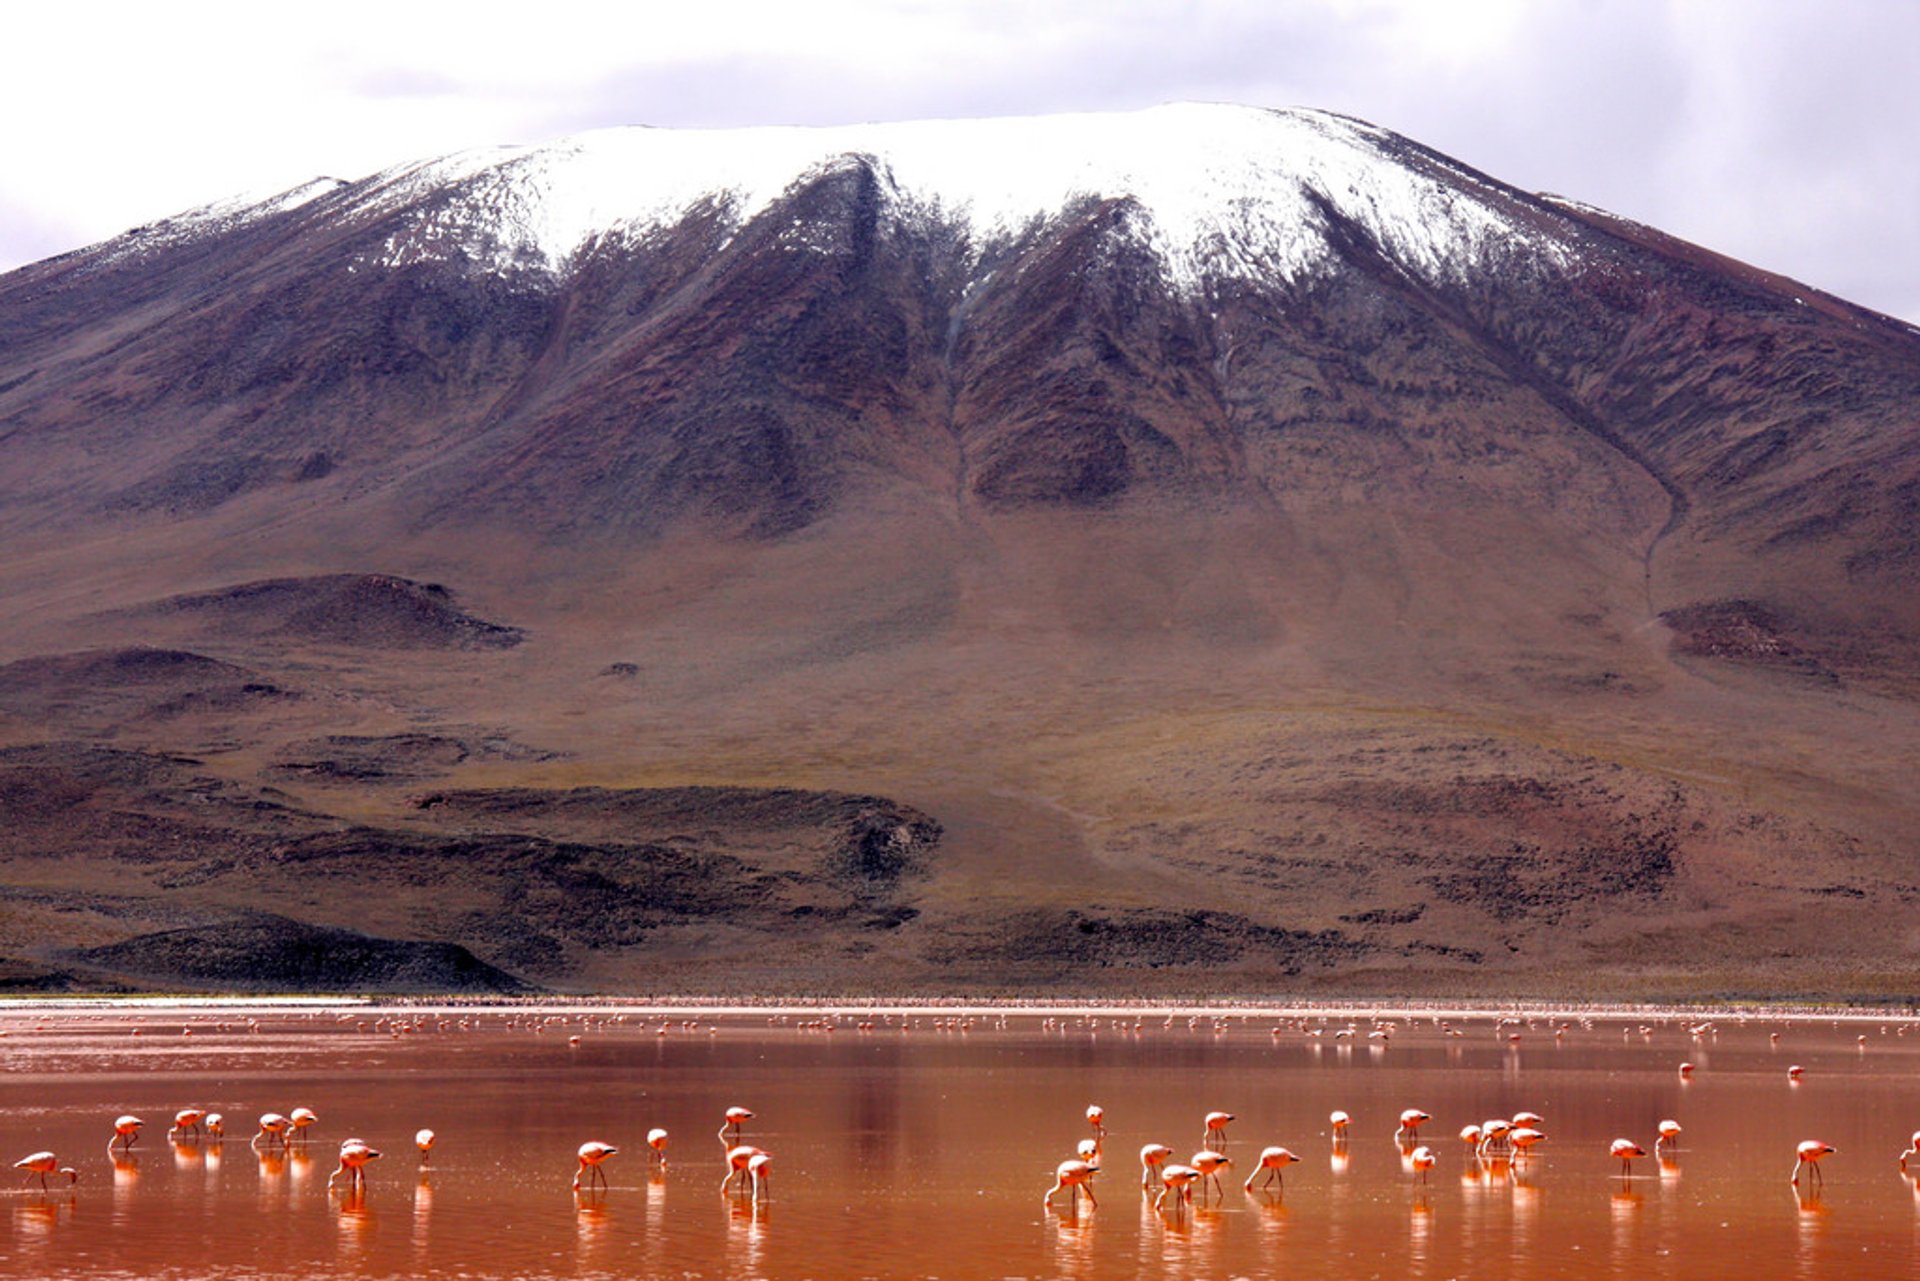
left=68, top=914, right=537, bottom=993
left=132, top=574, right=523, bottom=650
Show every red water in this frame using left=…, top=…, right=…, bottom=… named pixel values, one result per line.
left=4, top=1004, right=1919, bottom=1278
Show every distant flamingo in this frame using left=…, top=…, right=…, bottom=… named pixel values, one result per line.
left=289, top=1108, right=318, bottom=1143
left=1656, top=1120, right=1683, bottom=1150
left=1409, top=1145, right=1435, bottom=1185
left=253, top=1114, right=292, bottom=1149
left=720, top=1107, right=753, bottom=1146
left=647, top=1128, right=669, bottom=1165
left=1901, top=1131, right=1920, bottom=1172
left=1191, top=1150, right=1232, bottom=1198
left=1611, top=1138, right=1646, bottom=1177
left=1790, top=1140, right=1835, bottom=1187
left=1395, top=1109, right=1430, bottom=1143
left=1459, top=1124, right=1483, bottom=1149
left=574, top=1141, right=618, bottom=1191
left=1678, top=1062, right=1695, bottom=1078
left=1155, top=1164, right=1200, bottom=1211
left=1479, top=1119, right=1513, bottom=1159
left=108, top=1115, right=143, bottom=1153
left=14, top=1152, right=78, bottom=1190
left=747, top=1151, right=773, bottom=1203
left=1329, top=1111, right=1350, bottom=1142
left=1076, top=1138, right=1100, bottom=1164
left=415, top=1129, right=436, bottom=1163
left=328, top=1142, right=382, bottom=1193
left=1202, top=1112, right=1234, bottom=1150
left=1139, top=1143, right=1174, bottom=1188
left=169, top=1110, right=205, bottom=1140
left=1086, top=1104, right=1105, bottom=1139
left=1043, top=1158, right=1097, bottom=1209
left=1511, top=1111, right=1543, bottom=1129
left=1244, top=1146, right=1299, bottom=1192
left=722, top=1144, right=765, bottom=1195
left=1510, top=1128, right=1546, bottom=1159
left=1788, top=1065, right=1805, bottom=1080
left=205, top=1114, right=225, bottom=1139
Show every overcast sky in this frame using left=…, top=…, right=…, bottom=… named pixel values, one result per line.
left=4, top=0, right=1915, bottom=323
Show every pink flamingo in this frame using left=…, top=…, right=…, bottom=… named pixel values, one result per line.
left=1510, top=1128, right=1546, bottom=1159
left=108, top=1115, right=144, bottom=1154
left=722, top=1144, right=765, bottom=1194
left=415, top=1129, right=436, bottom=1163
left=289, top=1108, right=318, bottom=1144
left=328, top=1141, right=381, bottom=1192
left=720, top=1106, right=753, bottom=1147
left=205, top=1114, right=225, bottom=1139
left=1409, top=1145, right=1436, bottom=1185
left=1244, top=1146, right=1300, bottom=1192
left=1086, top=1104, right=1106, bottom=1139
left=1202, top=1111, right=1234, bottom=1150
left=747, top=1151, right=773, bottom=1203
left=1656, top=1120, right=1682, bottom=1150
left=574, top=1141, right=617, bottom=1191
left=1395, top=1109, right=1430, bottom=1143
left=15, top=1152, right=78, bottom=1189
left=1139, top=1143, right=1174, bottom=1188
left=169, top=1110, right=205, bottom=1140
left=1329, top=1111, right=1351, bottom=1143
left=1155, top=1164, right=1200, bottom=1211
left=1611, top=1138, right=1646, bottom=1177
left=647, top=1128, right=669, bottom=1165
left=1901, top=1131, right=1920, bottom=1172
left=1191, top=1150, right=1232, bottom=1198
left=253, top=1114, right=292, bottom=1149
left=1790, top=1140, right=1835, bottom=1187
left=1043, top=1158, right=1097, bottom=1209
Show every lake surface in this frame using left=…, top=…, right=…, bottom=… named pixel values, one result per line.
left=4, top=1002, right=1920, bottom=1279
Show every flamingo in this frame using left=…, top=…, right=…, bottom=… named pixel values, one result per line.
left=1329, top=1110, right=1351, bottom=1142
left=722, top=1144, right=765, bottom=1195
left=15, top=1152, right=78, bottom=1190
left=1191, top=1150, right=1232, bottom=1198
left=1459, top=1124, right=1483, bottom=1149
left=1244, top=1146, right=1300, bottom=1192
left=1155, top=1164, right=1200, bottom=1211
left=573, top=1141, right=617, bottom=1191
left=1043, top=1158, right=1097, bottom=1209
left=1479, top=1119, right=1513, bottom=1159
left=169, top=1109, right=205, bottom=1140
left=1076, top=1138, right=1100, bottom=1164
left=1678, top=1062, right=1695, bottom=1078
left=328, top=1142, right=381, bottom=1192
left=1086, top=1104, right=1105, bottom=1139
left=289, top=1107, right=318, bottom=1143
left=1409, top=1145, right=1436, bottom=1185
left=1510, top=1128, right=1546, bottom=1159
left=253, top=1114, right=292, bottom=1149
left=108, top=1115, right=143, bottom=1153
left=1511, top=1111, right=1544, bottom=1130
left=647, top=1128, right=669, bottom=1165
left=1202, top=1111, right=1234, bottom=1150
left=205, top=1114, right=225, bottom=1139
left=1395, top=1109, right=1430, bottom=1143
left=1611, top=1138, right=1646, bottom=1177
left=1656, top=1120, right=1682, bottom=1150
left=720, top=1107, right=753, bottom=1147
left=1139, top=1143, right=1174, bottom=1188
left=416, top=1129, right=436, bottom=1163
left=1901, top=1131, right=1920, bottom=1172
left=1790, top=1140, right=1835, bottom=1187
left=1788, top=1065, right=1805, bottom=1080
left=747, top=1151, right=773, bottom=1203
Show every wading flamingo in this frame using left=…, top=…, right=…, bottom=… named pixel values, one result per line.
left=15, top=1152, right=78, bottom=1190
left=205, top=1114, right=224, bottom=1139
left=1611, top=1138, right=1646, bottom=1177
left=747, top=1151, right=772, bottom=1203
left=169, top=1110, right=204, bottom=1140
left=1202, top=1111, right=1234, bottom=1150
left=1409, top=1146, right=1435, bottom=1185
left=722, top=1144, right=766, bottom=1195
left=1155, top=1164, right=1200, bottom=1211
left=328, top=1142, right=381, bottom=1192
left=720, top=1107, right=753, bottom=1146
left=1479, top=1119, right=1513, bottom=1159
left=1459, top=1124, right=1483, bottom=1150
left=573, top=1141, right=617, bottom=1191
left=253, top=1114, right=292, bottom=1149
left=108, top=1115, right=143, bottom=1154
left=1043, top=1159, right=1097, bottom=1209
left=289, top=1108, right=318, bottom=1143
left=1139, top=1143, right=1174, bottom=1188
left=416, top=1129, right=436, bottom=1163
left=1191, top=1150, right=1232, bottom=1198
left=1395, top=1109, right=1430, bottom=1143
left=647, top=1128, right=669, bottom=1165
left=1244, top=1146, right=1300, bottom=1192
left=1790, top=1140, right=1835, bottom=1187
left=1329, top=1111, right=1351, bottom=1143
left=1656, top=1120, right=1682, bottom=1151
left=1901, top=1131, right=1920, bottom=1172
left=1086, top=1105, right=1105, bottom=1139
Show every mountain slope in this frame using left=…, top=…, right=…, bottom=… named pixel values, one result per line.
left=0, top=104, right=1917, bottom=997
